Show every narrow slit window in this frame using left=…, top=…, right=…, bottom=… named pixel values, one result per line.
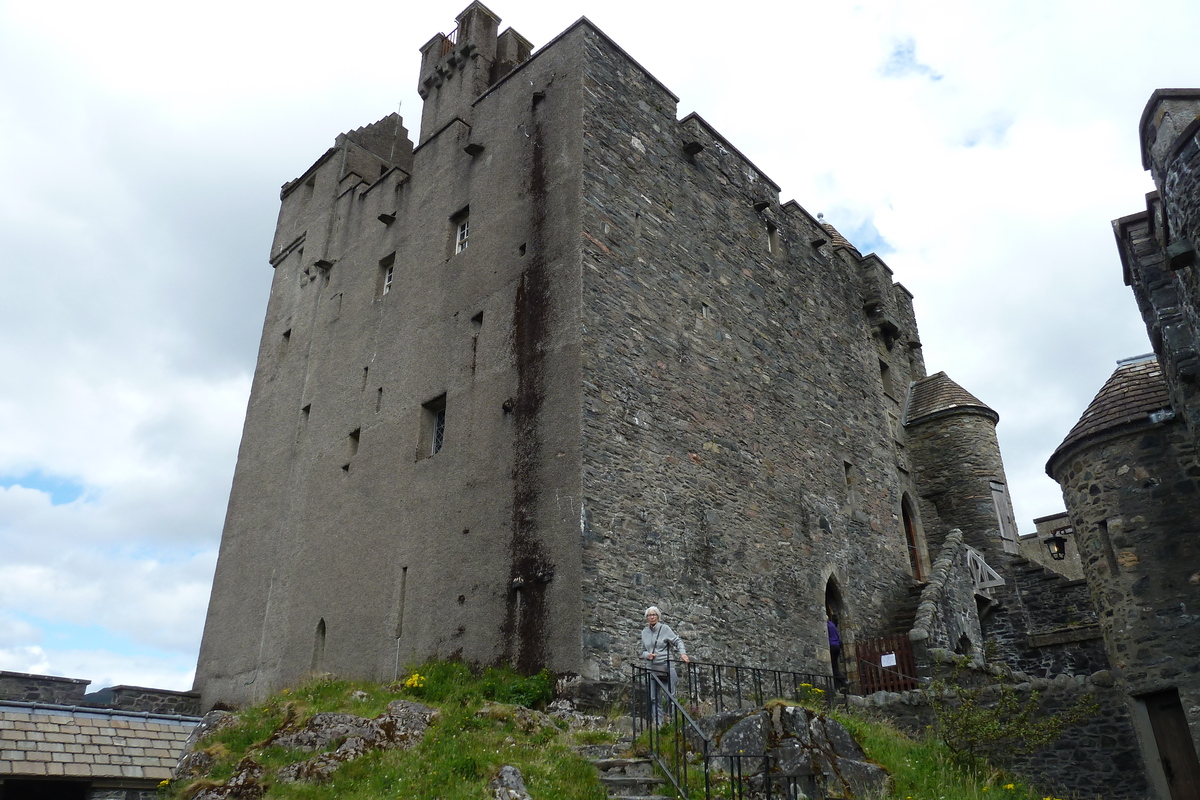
left=766, top=221, right=780, bottom=254
left=471, top=312, right=483, bottom=375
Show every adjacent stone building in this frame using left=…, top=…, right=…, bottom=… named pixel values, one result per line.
left=194, top=2, right=1025, bottom=710
left=1049, top=88, right=1200, bottom=800
left=0, top=671, right=200, bottom=800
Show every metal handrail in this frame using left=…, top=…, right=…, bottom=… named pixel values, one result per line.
left=678, top=659, right=836, bottom=713
left=632, top=665, right=710, bottom=798
left=632, top=660, right=831, bottom=799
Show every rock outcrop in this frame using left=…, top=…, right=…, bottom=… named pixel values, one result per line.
left=174, top=700, right=439, bottom=797
left=698, top=702, right=889, bottom=799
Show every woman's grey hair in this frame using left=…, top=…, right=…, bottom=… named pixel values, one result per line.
left=644, top=606, right=662, bottom=618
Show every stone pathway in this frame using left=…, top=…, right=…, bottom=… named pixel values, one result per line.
left=576, top=739, right=672, bottom=800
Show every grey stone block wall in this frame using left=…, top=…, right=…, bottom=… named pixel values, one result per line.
left=1127, top=91, right=1200, bottom=442
left=108, top=686, right=201, bottom=716
left=909, top=530, right=984, bottom=672
left=981, top=558, right=1108, bottom=678
left=857, top=664, right=1148, bottom=800
left=575, top=29, right=928, bottom=681
left=906, top=411, right=1014, bottom=561
left=0, top=671, right=88, bottom=705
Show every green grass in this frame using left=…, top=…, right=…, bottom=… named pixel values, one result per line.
left=833, top=710, right=1067, bottom=800
left=167, top=664, right=604, bottom=800
left=169, top=666, right=1071, bottom=800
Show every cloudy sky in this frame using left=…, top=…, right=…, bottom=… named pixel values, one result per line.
left=1, top=0, right=1195, bottom=691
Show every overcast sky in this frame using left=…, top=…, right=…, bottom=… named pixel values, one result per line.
left=1, top=0, right=1195, bottom=691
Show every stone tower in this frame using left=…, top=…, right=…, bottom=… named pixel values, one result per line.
left=194, top=3, right=1010, bottom=709
left=1051, top=88, right=1200, bottom=799
left=904, top=372, right=1020, bottom=561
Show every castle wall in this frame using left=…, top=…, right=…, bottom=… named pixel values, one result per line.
left=0, top=672, right=88, bottom=705
left=858, top=658, right=1148, bottom=800
left=573, top=28, right=928, bottom=681
left=980, top=559, right=1108, bottom=679
left=195, top=28, right=587, bottom=707
left=1050, top=419, right=1200, bottom=768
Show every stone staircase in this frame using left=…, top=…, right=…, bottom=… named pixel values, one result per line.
left=576, top=737, right=672, bottom=800
left=883, top=581, right=927, bottom=635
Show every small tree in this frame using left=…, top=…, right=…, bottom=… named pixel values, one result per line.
left=928, top=658, right=1098, bottom=766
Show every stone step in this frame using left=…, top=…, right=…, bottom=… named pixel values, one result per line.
left=599, top=774, right=669, bottom=797
left=591, top=757, right=657, bottom=778
left=576, top=742, right=629, bottom=760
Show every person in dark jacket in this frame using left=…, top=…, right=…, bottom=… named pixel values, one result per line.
left=827, top=612, right=847, bottom=689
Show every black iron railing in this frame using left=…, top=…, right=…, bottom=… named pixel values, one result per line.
left=707, top=753, right=825, bottom=800
left=632, top=665, right=710, bottom=799
left=678, top=659, right=836, bottom=713
left=631, top=661, right=830, bottom=799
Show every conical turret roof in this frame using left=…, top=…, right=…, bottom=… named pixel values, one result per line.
left=905, top=372, right=998, bottom=426
left=1047, top=355, right=1172, bottom=473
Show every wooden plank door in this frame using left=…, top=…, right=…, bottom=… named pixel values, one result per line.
left=1144, top=689, right=1200, bottom=800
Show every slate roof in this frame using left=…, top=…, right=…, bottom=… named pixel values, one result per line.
left=0, top=701, right=199, bottom=782
left=822, top=223, right=861, bottom=256
left=905, top=371, right=998, bottom=425
left=1049, top=356, right=1172, bottom=468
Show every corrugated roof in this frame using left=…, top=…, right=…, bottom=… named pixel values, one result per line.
left=0, top=701, right=198, bottom=781
left=1049, top=356, right=1172, bottom=468
left=905, top=372, right=997, bottom=425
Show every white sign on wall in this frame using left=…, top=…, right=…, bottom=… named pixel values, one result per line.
left=880, top=652, right=897, bottom=668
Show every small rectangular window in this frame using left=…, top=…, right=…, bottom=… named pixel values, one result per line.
left=420, top=394, right=447, bottom=458
left=456, top=219, right=469, bottom=253
left=451, top=207, right=469, bottom=255
left=766, top=221, right=780, bottom=254
left=378, top=252, right=396, bottom=298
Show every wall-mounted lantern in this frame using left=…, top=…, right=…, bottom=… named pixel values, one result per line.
left=1045, top=528, right=1070, bottom=561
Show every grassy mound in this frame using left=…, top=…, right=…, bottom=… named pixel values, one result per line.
left=167, top=662, right=1069, bottom=800
left=166, top=662, right=609, bottom=800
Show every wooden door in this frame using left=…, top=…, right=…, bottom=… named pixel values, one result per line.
left=1144, top=689, right=1200, bottom=800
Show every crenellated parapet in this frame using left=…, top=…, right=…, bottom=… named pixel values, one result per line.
left=417, top=2, right=532, bottom=144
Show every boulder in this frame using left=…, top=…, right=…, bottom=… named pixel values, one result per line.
left=190, top=757, right=266, bottom=800
left=698, top=705, right=889, bottom=798
left=489, top=765, right=533, bottom=800
left=174, top=710, right=237, bottom=779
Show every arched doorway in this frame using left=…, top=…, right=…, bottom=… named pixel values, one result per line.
left=825, top=577, right=848, bottom=690
left=902, top=494, right=927, bottom=582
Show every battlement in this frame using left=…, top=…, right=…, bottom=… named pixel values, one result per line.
left=418, top=2, right=532, bottom=144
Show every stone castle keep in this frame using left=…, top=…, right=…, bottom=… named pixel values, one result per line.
left=194, top=2, right=1027, bottom=711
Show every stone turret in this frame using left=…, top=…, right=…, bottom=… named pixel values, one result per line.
left=417, top=2, right=532, bottom=144
left=904, top=372, right=1018, bottom=559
